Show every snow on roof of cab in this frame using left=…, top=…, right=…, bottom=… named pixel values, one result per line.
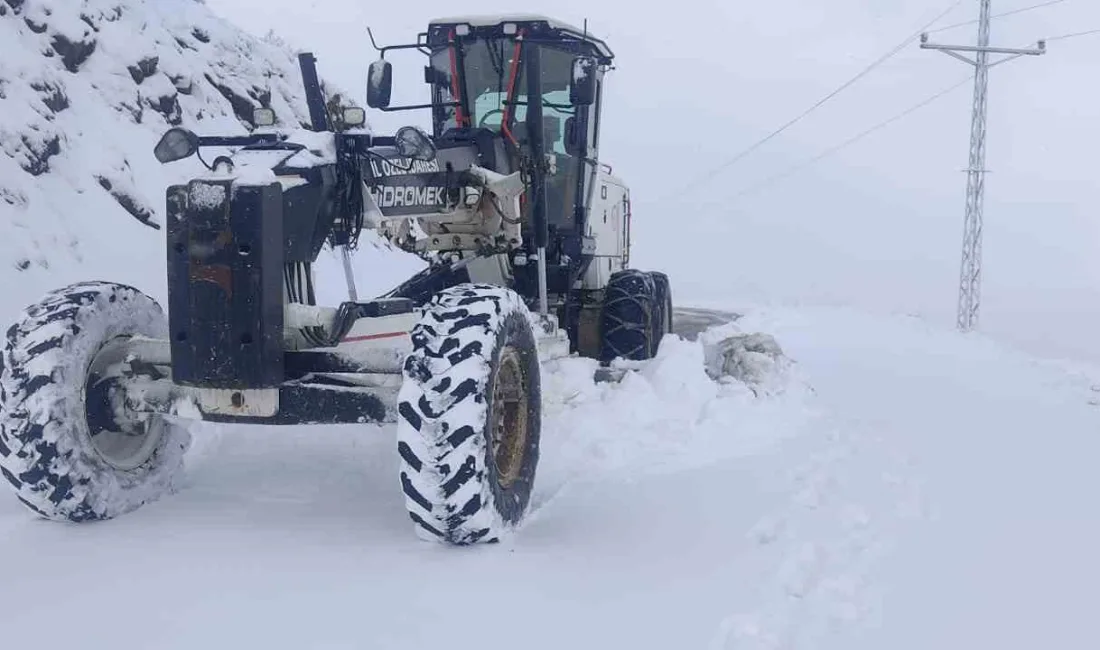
left=428, top=14, right=613, bottom=59
left=430, top=14, right=580, bottom=30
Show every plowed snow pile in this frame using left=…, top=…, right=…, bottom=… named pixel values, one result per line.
left=1, top=304, right=1097, bottom=650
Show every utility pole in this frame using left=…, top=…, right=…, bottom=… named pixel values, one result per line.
left=920, top=0, right=1046, bottom=332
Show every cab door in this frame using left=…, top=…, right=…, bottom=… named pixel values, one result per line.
left=540, top=99, right=579, bottom=230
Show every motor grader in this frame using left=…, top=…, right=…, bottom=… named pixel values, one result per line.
left=0, top=15, right=673, bottom=544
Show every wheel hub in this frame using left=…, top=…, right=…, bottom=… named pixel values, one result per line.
left=490, top=346, right=528, bottom=490
left=84, top=336, right=164, bottom=471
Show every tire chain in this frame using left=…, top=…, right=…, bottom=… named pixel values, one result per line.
left=600, top=270, right=656, bottom=362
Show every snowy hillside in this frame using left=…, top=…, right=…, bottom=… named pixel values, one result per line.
left=0, top=0, right=420, bottom=317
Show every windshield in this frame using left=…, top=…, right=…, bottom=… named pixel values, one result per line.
left=430, top=37, right=576, bottom=154
left=427, top=47, right=460, bottom=134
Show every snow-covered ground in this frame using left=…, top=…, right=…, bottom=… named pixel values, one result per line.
left=4, top=2, right=1099, bottom=647
left=1, top=303, right=1096, bottom=649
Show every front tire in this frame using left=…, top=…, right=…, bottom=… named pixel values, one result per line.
left=0, top=282, right=191, bottom=522
left=396, top=284, right=541, bottom=545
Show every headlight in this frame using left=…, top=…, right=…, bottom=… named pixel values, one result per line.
left=253, top=108, right=276, bottom=127
left=343, top=107, right=366, bottom=128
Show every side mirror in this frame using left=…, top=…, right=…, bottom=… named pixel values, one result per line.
left=154, top=127, right=199, bottom=164
left=367, top=59, right=392, bottom=109
left=394, top=125, right=436, bottom=162
left=570, top=57, right=597, bottom=107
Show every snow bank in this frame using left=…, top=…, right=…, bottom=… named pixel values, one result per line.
left=537, top=329, right=817, bottom=492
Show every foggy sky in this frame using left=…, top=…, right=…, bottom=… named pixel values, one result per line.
left=206, top=0, right=1100, bottom=362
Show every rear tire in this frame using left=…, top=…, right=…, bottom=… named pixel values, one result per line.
left=396, top=284, right=541, bottom=545
left=0, top=282, right=191, bottom=522
left=651, top=272, right=673, bottom=356
left=599, top=269, right=658, bottom=363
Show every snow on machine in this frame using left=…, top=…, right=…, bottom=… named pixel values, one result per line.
left=0, top=15, right=684, bottom=544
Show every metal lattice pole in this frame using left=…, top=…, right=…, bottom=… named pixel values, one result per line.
left=959, top=0, right=992, bottom=332
left=920, top=0, right=1046, bottom=332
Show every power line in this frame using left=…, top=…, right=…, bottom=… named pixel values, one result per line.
left=723, top=76, right=974, bottom=203
left=928, top=0, right=1068, bottom=35
left=1044, top=27, right=1100, bottom=41
left=691, top=27, right=1095, bottom=208
left=650, top=0, right=965, bottom=204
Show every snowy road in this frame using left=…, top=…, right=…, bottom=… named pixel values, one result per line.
left=1, top=305, right=1097, bottom=649
left=673, top=307, right=740, bottom=340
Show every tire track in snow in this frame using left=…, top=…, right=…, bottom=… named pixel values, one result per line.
left=710, top=414, right=926, bottom=649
